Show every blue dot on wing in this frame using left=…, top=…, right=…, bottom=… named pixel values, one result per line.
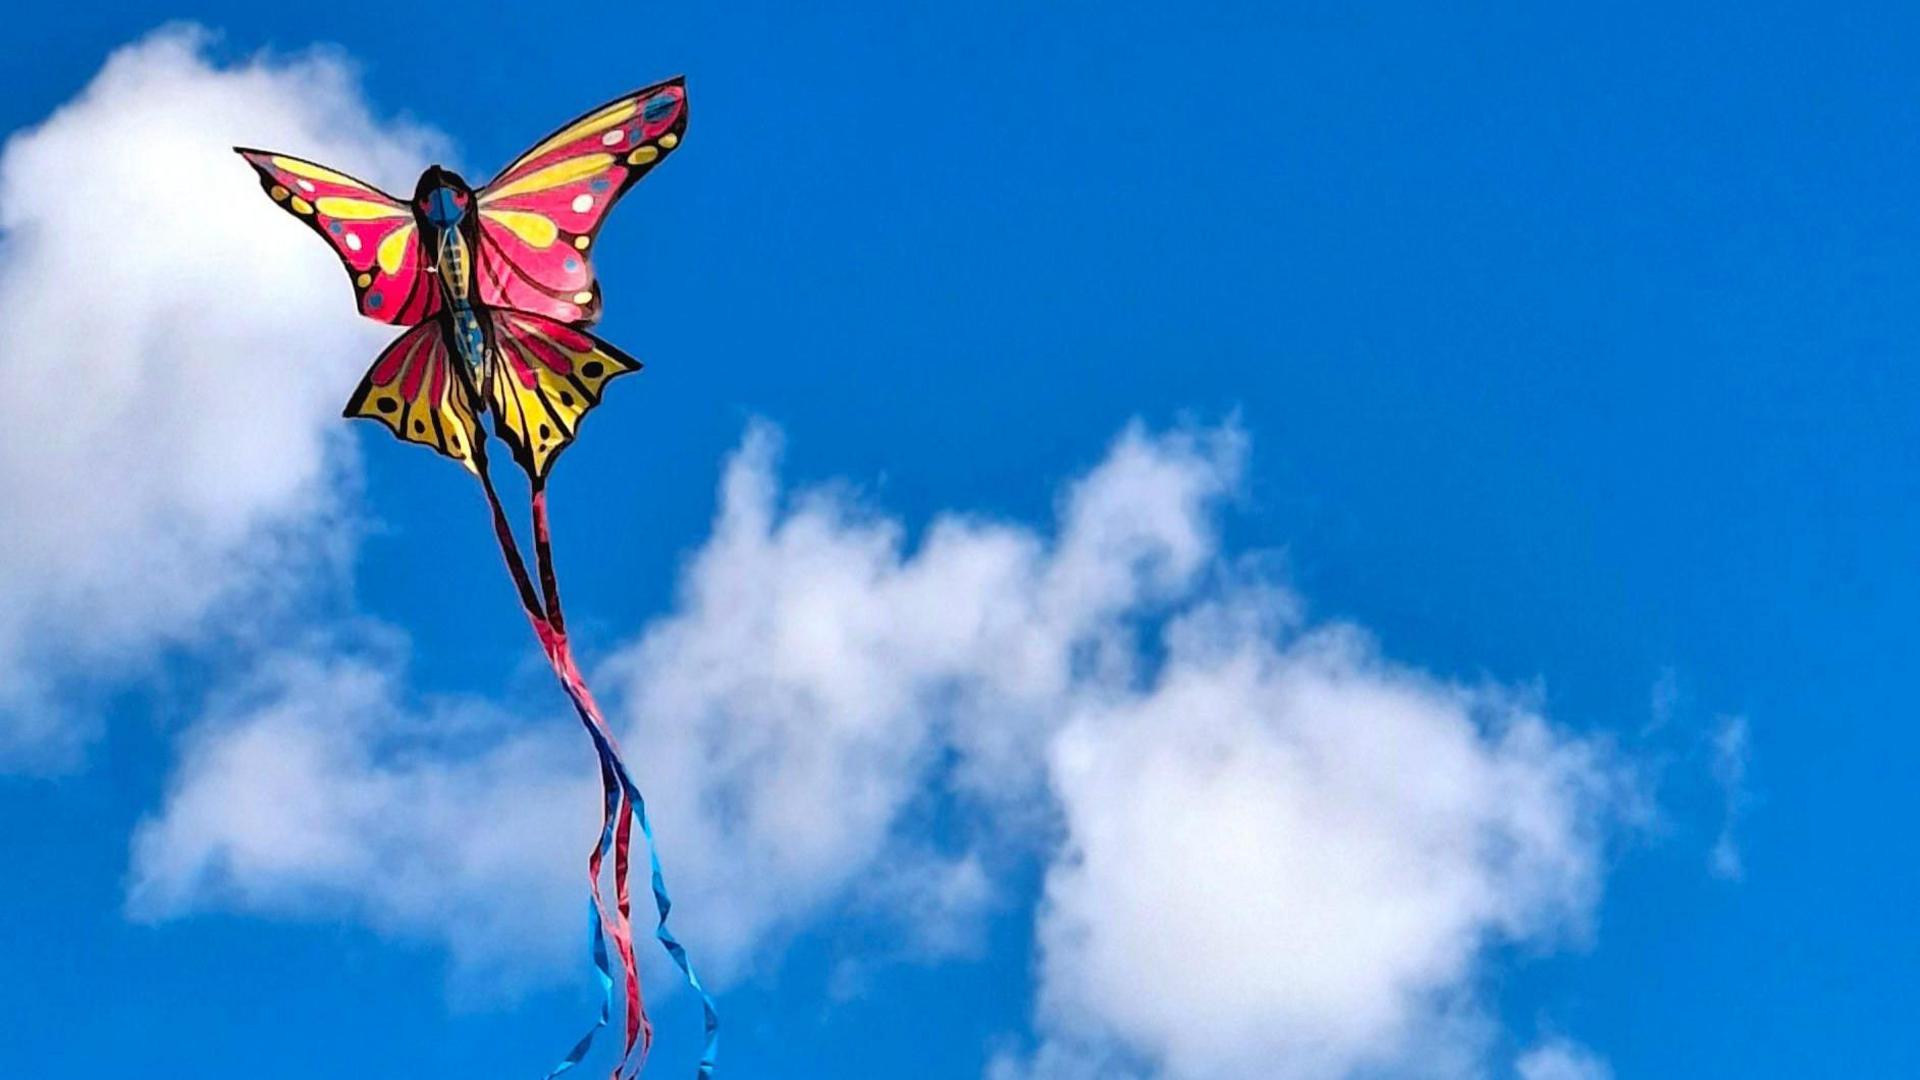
left=591, top=178, right=610, bottom=192
left=368, top=293, right=384, bottom=309
left=565, top=258, right=579, bottom=271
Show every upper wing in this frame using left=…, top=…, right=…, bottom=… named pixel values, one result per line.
left=484, top=309, right=641, bottom=477
left=472, top=77, right=688, bottom=326
left=344, top=323, right=483, bottom=473
left=236, top=149, right=442, bottom=325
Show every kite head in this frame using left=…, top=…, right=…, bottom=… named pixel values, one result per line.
left=414, top=165, right=473, bottom=230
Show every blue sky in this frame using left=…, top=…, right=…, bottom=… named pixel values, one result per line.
left=1, top=4, right=1915, bottom=1078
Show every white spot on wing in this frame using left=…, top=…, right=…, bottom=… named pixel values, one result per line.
left=571, top=194, right=594, bottom=214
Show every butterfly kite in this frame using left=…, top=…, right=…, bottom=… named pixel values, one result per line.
left=238, top=76, right=715, bottom=1078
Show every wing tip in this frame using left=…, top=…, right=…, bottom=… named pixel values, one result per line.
left=630, top=73, right=688, bottom=99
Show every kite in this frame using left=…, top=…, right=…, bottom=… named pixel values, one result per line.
left=237, top=76, right=715, bottom=1079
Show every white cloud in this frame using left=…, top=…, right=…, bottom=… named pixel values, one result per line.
left=1005, top=606, right=1625, bottom=1080
left=128, top=647, right=597, bottom=986
left=132, top=419, right=1636, bottom=1078
left=1708, top=715, right=1750, bottom=881
left=0, top=27, right=443, bottom=767
left=597, top=420, right=1245, bottom=977
left=1515, top=1038, right=1612, bottom=1080
left=133, top=420, right=1247, bottom=984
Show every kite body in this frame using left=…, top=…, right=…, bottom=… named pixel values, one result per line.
left=236, top=76, right=686, bottom=477
left=236, top=77, right=714, bottom=1079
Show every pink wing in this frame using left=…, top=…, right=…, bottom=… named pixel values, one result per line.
left=237, top=148, right=442, bottom=325
left=472, top=77, right=688, bottom=326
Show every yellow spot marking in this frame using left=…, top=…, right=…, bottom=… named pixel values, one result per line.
left=271, top=156, right=362, bottom=187
left=521, top=101, right=637, bottom=166
left=627, top=146, right=658, bottom=166
left=483, top=154, right=614, bottom=202
left=377, top=224, right=416, bottom=275
left=356, top=273, right=372, bottom=287
left=269, top=185, right=289, bottom=200
left=659, top=132, right=678, bottom=149
left=290, top=196, right=315, bottom=215
left=574, top=235, right=591, bottom=250
left=315, top=196, right=403, bottom=220
left=481, top=209, right=559, bottom=248
left=572, top=291, right=594, bottom=304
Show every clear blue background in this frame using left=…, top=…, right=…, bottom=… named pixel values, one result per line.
left=3, top=3, right=1916, bottom=1076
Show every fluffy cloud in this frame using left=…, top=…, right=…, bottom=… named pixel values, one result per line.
left=0, top=28, right=442, bottom=767
left=127, top=648, right=595, bottom=983
left=133, top=420, right=1247, bottom=981
left=597, top=420, right=1246, bottom=974
left=133, top=420, right=1635, bottom=1077
left=1010, top=614, right=1622, bottom=1079
left=1515, top=1038, right=1612, bottom=1080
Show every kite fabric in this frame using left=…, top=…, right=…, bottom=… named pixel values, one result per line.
left=238, top=76, right=716, bottom=1078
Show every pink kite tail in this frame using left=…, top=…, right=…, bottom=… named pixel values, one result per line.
left=533, top=481, right=652, bottom=1075
left=476, top=458, right=651, bottom=1077
left=475, top=454, right=714, bottom=1078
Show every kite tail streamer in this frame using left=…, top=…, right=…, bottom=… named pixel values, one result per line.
left=612, top=771, right=649, bottom=1073
left=479, top=461, right=641, bottom=1076
left=531, top=481, right=651, bottom=1076
left=477, top=459, right=625, bottom=1078
left=478, top=452, right=545, bottom=624
left=476, top=461, right=717, bottom=1079
left=532, top=486, right=569, bottom=634
left=530, top=483, right=653, bottom=1076
left=565, top=676, right=718, bottom=1080
left=532, top=484, right=715, bottom=1080
left=543, top=758, right=623, bottom=1080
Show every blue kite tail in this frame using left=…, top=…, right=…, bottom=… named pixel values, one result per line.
left=581, top=722, right=720, bottom=1079
left=543, top=759, right=625, bottom=1078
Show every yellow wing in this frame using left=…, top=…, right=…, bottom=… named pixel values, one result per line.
left=344, top=323, right=484, bottom=474
left=485, top=309, right=640, bottom=477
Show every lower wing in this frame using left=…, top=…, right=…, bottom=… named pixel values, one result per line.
left=484, top=309, right=641, bottom=477
left=344, top=323, right=484, bottom=473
